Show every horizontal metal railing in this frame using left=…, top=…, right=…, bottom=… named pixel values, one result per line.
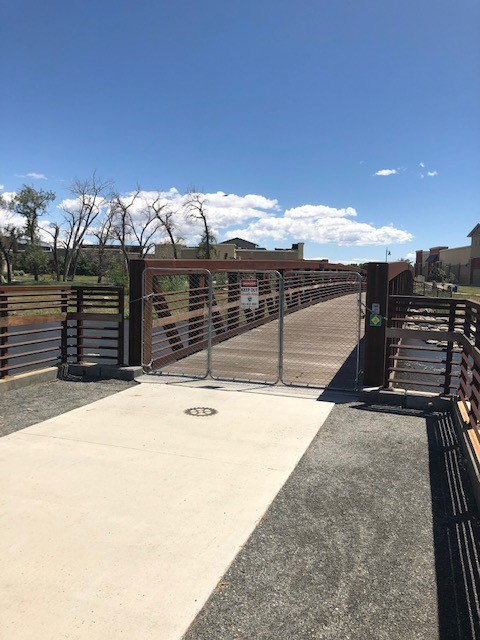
left=0, top=285, right=125, bottom=378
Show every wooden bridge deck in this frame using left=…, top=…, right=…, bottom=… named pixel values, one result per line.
left=153, top=293, right=363, bottom=389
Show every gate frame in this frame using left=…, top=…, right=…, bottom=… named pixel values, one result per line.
left=279, top=270, right=363, bottom=390
left=209, top=268, right=283, bottom=385
left=141, top=266, right=212, bottom=378
left=137, top=266, right=363, bottom=391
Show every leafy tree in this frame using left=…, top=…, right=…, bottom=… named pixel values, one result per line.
left=75, top=251, right=97, bottom=276
left=196, top=229, right=218, bottom=259
left=106, top=257, right=129, bottom=288
left=11, top=185, right=55, bottom=280
left=429, top=266, right=447, bottom=283
left=0, top=225, right=20, bottom=283
left=11, top=185, right=56, bottom=245
left=21, top=244, right=49, bottom=277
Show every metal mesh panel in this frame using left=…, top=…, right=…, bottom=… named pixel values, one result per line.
left=141, top=267, right=363, bottom=389
left=281, top=271, right=362, bottom=389
left=209, top=270, right=281, bottom=384
left=142, top=268, right=211, bottom=378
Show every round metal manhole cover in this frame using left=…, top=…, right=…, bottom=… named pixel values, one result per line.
left=184, top=407, right=218, bottom=417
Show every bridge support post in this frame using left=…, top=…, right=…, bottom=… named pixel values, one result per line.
left=129, top=259, right=146, bottom=366
left=363, top=262, right=389, bottom=387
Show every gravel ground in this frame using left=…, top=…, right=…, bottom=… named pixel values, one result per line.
left=184, top=403, right=480, bottom=640
left=0, top=376, right=136, bottom=437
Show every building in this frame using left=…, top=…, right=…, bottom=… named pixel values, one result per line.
left=415, top=224, right=480, bottom=284
left=155, top=238, right=305, bottom=261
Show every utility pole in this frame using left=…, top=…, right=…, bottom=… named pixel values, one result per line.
left=385, top=247, right=391, bottom=262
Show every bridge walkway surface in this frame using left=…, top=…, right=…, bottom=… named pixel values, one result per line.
left=154, top=292, right=362, bottom=389
left=1, top=377, right=479, bottom=639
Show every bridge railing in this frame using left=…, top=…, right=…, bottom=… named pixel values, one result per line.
left=0, top=285, right=125, bottom=379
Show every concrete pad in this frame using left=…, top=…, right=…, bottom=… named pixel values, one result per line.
left=0, top=383, right=333, bottom=640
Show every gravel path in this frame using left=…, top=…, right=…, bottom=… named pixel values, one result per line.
left=0, top=377, right=136, bottom=437
left=184, top=404, right=480, bottom=640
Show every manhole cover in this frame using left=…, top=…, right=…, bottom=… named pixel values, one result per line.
left=184, top=407, right=218, bottom=417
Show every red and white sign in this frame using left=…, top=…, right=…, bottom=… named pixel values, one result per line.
left=240, top=278, right=259, bottom=310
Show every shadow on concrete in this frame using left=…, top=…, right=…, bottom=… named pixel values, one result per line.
left=426, top=412, right=480, bottom=639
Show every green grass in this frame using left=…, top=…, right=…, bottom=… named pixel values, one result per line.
left=453, top=285, right=480, bottom=302
left=3, top=273, right=130, bottom=317
left=10, top=274, right=107, bottom=286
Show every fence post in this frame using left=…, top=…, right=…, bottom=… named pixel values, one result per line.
left=117, top=287, right=125, bottom=366
left=76, top=287, right=84, bottom=363
left=0, top=291, right=8, bottom=379
left=443, top=300, right=456, bottom=395
left=363, top=262, right=389, bottom=387
left=128, top=260, right=145, bottom=366
left=60, top=287, right=69, bottom=365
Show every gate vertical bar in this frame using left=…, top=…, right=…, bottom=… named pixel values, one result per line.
left=207, top=271, right=213, bottom=376
left=142, top=268, right=153, bottom=368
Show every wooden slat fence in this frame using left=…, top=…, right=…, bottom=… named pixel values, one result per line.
left=380, top=293, right=480, bottom=485
left=0, top=285, right=125, bottom=378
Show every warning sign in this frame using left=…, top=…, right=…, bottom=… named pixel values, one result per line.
left=240, top=279, right=259, bottom=310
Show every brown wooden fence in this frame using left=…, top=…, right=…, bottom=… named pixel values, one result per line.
left=0, top=285, right=125, bottom=379
left=363, top=262, right=480, bottom=495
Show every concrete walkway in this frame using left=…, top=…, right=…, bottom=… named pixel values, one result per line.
left=2, top=379, right=480, bottom=639
left=0, top=382, right=333, bottom=640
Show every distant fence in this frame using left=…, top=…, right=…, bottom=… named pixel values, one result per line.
left=413, top=278, right=454, bottom=298
left=0, top=285, right=125, bottom=379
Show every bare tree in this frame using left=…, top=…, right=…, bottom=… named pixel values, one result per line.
left=41, top=222, right=63, bottom=281
left=110, top=189, right=141, bottom=269
left=60, top=173, right=112, bottom=281
left=90, top=207, right=115, bottom=283
left=110, top=189, right=161, bottom=261
left=183, top=188, right=215, bottom=259
left=147, top=194, right=181, bottom=259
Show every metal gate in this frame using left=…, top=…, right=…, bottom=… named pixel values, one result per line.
left=141, top=268, right=362, bottom=389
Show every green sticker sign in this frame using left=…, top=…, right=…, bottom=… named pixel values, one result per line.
left=369, top=313, right=382, bottom=327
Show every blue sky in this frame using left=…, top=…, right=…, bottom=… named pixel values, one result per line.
left=1, top=0, right=479, bottom=262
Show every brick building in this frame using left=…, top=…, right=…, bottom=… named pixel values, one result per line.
left=415, top=224, right=480, bottom=284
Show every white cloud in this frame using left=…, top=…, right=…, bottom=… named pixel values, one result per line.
left=57, top=188, right=279, bottom=246
left=330, top=258, right=376, bottom=265
left=0, top=193, right=23, bottom=229
left=373, top=169, right=398, bottom=176
left=419, top=162, right=425, bottom=168
left=0, top=184, right=4, bottom=190
left=56, top=188, right=412, bottom=249
left=404, top=252, right=416, bottom=261
left=427, top=171, right=438, bottom=177
left=230, top=204, right=413, bottom=247
left=26, top=172, right=47, bottom=180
